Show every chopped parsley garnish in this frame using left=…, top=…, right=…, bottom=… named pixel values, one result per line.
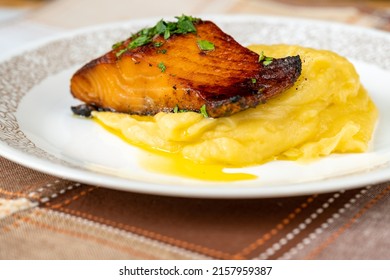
left=258, top=51, right=265, bottom=62
left=251, top=78, right=257, bottom=84
left=164, top=29, right=171, bottom=40
left=157, top=62, right=166, bottom=72
left=173, top=104, right=209, bottom=117
left=173, top=105, right=189, bottom=113
left=112, top=41, right=123, bottom=49
left=115, top=48, right=127, bottom=58
left=197, top=40, right=215, bottom=51
left=178, top=16, right=197, bottom=32
left=155, top=20, right=166, bottom=34
left=153, top=42, right=164, bottom=47
left=258, top=51, right=274, bottom=66
left=263, top=57, right=273, bottom=66
left=157, top=49, right=167, bottom=54
left=128, top=35, right=152, bottom=49
left=200, top=104, right=208, bottom=118
left=113, top=15, right=200, bottom=58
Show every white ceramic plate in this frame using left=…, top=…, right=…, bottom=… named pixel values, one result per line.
left=1, top=15, right=390, bottom=198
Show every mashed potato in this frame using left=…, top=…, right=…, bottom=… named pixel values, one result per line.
left=92, top=45, right=378, bottom=168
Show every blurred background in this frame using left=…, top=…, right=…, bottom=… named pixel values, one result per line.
left=0, top=0, right=389, bottom=54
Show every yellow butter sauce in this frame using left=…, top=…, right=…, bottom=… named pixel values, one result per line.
left=92, top=45, right=378, bottom=181
left=94, top=118, right=257, bottom=181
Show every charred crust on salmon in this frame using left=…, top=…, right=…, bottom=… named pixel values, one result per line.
left=70, top=15, right=302, bottom=118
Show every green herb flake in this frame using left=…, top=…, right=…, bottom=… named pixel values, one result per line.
left=164, top=29, right=171, bottom=40
left=197, top=40, right=215, bottom=51
left=263, top=57, right=273, bottom=66
left=200, top=104, right=208, bottom=118
left=157, top=49, right=167, bottom=54
left=128, top=35, right=151, bottom=49
left=157, top=62, right=166, bottom=73
left=251, top=78, right=257, bottom=84
left=153, top=42, right=164, bottom=48
left=258, top=51, right=265, bottom=62
left=258, top=51, right=274, bottom=66
left=155, top=20, right=166, bottom=34
left=115, top=48, right=127, bottom=58
left=112, top=41, right=123, bottom=50
left=173, top=105, right=189, bottom=113
left=115, top=15, right=200, bottom=58
left=176, top=15, right=197, bottom=34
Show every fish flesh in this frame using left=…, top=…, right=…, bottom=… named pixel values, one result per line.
left=70, top=17, right=302, bottom=118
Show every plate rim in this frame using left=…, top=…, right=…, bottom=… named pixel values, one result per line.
left=1, top=139, right=389, bottom=198
left=2, top=13, right=390, bottom=62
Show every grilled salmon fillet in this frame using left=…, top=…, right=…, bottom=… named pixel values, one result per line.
left=70, top=16, right=302, bottom=118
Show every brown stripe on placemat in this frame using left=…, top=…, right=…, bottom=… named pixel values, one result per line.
left=1, top=207, right=204, bottom=259
left=250, top=188, right=364, bottom=259
left=0, top=157, right=59, bottom=196
left=40, top=184, right=369, bottom=260
left=304, top=184, right=390, bottom=260
left=231, top=194, right=319, bottom=259
left=0, top=157, right=82, bottom=203
left=274, top=184, right=390, bottom=259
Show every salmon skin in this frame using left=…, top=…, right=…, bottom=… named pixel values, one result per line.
left=70, top=16, right=302, bottom=118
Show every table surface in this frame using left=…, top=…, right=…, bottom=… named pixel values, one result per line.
left=1, top=0, right=390, bottom=260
